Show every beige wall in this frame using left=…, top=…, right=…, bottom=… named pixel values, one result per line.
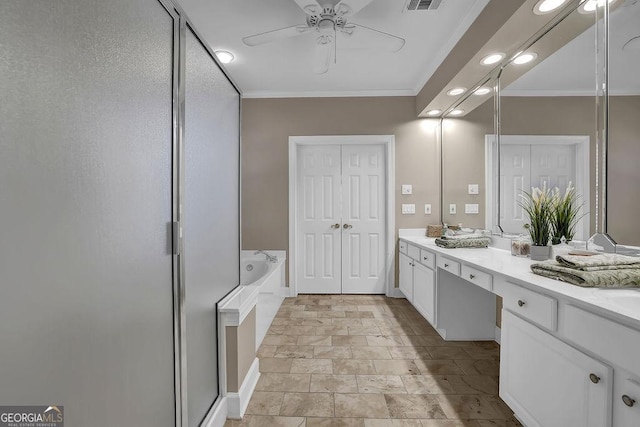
left=226, top=307, right=256, bottom=393
left=242, top=97, right=441, bottom=286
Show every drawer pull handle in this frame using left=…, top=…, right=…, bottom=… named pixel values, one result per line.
left=589, top=373, right=600, bottom=384
left=517, top=300, right=525, bottom=307
left=469, top=274, right=475, bottom=279
left=444, top=263, right=449, bottom=268
left=622, top=395, right=636, bottom=407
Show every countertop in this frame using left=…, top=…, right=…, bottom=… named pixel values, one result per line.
left=399, top=232, right=640, bottom=329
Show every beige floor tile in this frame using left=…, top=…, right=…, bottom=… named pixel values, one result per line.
left=315, top=346, right=353, bottom=359
left=447, top=375, right=499, bottom=395
left=401, top=375, right=456, bottom=395
left=413, top=360, right=466, bottom=375
left=333, top=359, right=377, bottom=375
left=435, top=395, right=506, bottom=420
left=332, top=318, right=364, bottom=327
left=348, top=326, right=382, bottom=335
left=255, top=373, right=311, bottom=392
left=460, top=346, right=500, bottom=360
left=302, top=318, right=334, bottom=326
left=260, top=358, right=293, bottom=373
left=307, top=417, right=365, bottom=427
left=388, top=347, right=431, bottom=360
left=421, top=420, right=481, bottom=426
left=366, top=335, right=405, bottom=347
left=280, top=392, right=334, bottom=417
left=346, top=311, right=375, bottom=318
left=290, top=358, right=333, bottom=374
left=297, top=335, right=332, bottom=346
left=335, top=393, right=390, bottom=418
left=363, top=420, right=423, bottom=427
left=257, top=345, right=277, bottom=358
left=378, top=326, right=416, bottom=336
left=225, top=415, right=306, bottom=427
left=384, top=394, right=447, bottom=419
left=316, top=326, right=349, bottom=336
left=319, top=311, right=347, bottom=318
left=401, top=336, right=446, bottom=347
left=331, top=335, right=369, bottom=346
left=274, top=345, right=315, bottom=359
left=245, top=391, right=284, bottom=415
left=426, top=347, right=472, bottom=360
left=268, top=325, right=287, bottom=335
left=475, top=419, right=522, bottom=426
left=333, top=305, right=360, bottom=312
left=351, top=346, right=392, bottom=360
left=286, top=326, right=318, bottom=335
left=306, top=304, right=332, bottom=311
left=290, top=311, right=318, bottom=319
left=263, top=335, right=299, bottom=346
left=356, top=375, right=407, bottom=394
left=311, top=374, right=359, bottom=393
left=374, top=359, right=420, bottom=375
left=453, top=360, right=500, bottom=377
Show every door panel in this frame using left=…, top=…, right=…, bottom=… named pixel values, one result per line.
left=184, top=27, right=240, bottom=426
left=0, top=1, right=175, bottom=425
left=297, top=145, right=342, bottom=293
left=342, top=145, right=386, bottom=294
left=500, top=144, right=531, bottom=234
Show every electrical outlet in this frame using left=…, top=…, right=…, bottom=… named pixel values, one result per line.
left=401, top=184, right=413, bottom=195
left=424, top=204, right=432, bottom=214
left=449, top=204, right=457, bottom=214
left=402, top=204, right=415, bottom=214
left=465, top=203, right=479, bottom=214
left=468, top=184, right=479, bottom=195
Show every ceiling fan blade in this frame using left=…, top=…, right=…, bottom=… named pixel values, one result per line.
left=292, top=0, right=322, bottom=15
left=243, top=25, right=312, bottom=47
left=335, top=0, right=374, bottom=16
left=340, top=23, right=405, bottom=52
left=313, top=35, right=334, bottom=74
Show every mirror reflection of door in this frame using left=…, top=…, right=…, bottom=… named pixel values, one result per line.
left=296, top=143, right=386, bottom=294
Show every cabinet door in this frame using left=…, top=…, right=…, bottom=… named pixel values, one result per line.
left=413, top=262, right=435, bottom=325
left=399, top=253, right=413, bottom=302
left=500, top=310, right=612, bottom=427
left=613, top=370, right=640, bottom=427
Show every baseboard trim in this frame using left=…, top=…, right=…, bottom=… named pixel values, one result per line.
left=202, top=395, right=228, bottom=427
left=494, top=326, right=501, bottom=345
left=227, top=358, right=260, bottom=420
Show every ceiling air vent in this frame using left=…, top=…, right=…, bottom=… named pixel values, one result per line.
left=405, top=0, right=442, bottom=11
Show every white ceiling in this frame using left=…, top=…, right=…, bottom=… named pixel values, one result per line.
left=176, top=0, right=489, bottom=97
left=503, top=0, right=640, bottom=96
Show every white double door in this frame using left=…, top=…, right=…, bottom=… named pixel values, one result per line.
left=501, top=143, right=576, bottom=234
left=297, top=144, right=386, bottom=294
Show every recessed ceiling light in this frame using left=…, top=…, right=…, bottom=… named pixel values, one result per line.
left=579, top=0, right=616, bottom=13
left=426, top=109, right=442, bottom=116
left=215, top=50, right=235, bottom=64
left=533, top=0, right=568, bottom=15
left=480, top=53, right=505, bottom=66
left=474, top=87, right=492, bottom=96
left=446, top=87, right=466, bottom=96
left=449, top=109, right=464, bottom=116
left=512, top=52, right=538, bottom=65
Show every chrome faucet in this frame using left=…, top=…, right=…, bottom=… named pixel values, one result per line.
left=254, top=250, right=277, bottom=263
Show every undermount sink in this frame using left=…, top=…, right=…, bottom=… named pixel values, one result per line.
left=590, top=289, right=640, bottom=313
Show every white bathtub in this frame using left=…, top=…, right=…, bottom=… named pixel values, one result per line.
left=240, top=250, right=286, bottom=347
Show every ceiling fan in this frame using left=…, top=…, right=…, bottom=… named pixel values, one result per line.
left=242, top=0, right=406, bottom=74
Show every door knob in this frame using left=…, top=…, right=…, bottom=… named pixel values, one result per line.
left=343, top=224, right=352, bottom=229
left=589, top=373, right=600, bottom=384
left=331, top=223, right=340, bottom=229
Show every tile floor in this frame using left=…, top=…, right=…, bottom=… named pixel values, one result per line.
left=225, top=294, right=522, bottom=427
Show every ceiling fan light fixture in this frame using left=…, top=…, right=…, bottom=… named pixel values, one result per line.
left=447, top=87, right=466, bottom=96
left=215, top=50, right=235, bottom=64
left=448, top=109, right=464, bottom=116
left=480, top=53, right=505, bottom=66
left=533, top=0, right=568, bottom=15
left=512, top=52, right=538, bottom=65
left=426, top=109, right=442, bottom=116
left=473, top=87, right=492, bottom=95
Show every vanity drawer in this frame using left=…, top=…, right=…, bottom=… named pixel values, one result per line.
left=437, top=256, right=461, bottom=276
left=399, top=240, right=408, bottom=254
left=502, top=282, right=557, bottom=331
left=461, top=265, right=492, bottom=291
left=407, top=244, right=421, bottom=260
left=419, top=249, right=436, bottom=269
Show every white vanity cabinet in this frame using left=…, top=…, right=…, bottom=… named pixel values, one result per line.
left=500, top=310, right=612, bottom=427
left=399, top=252, right=414, bottom=302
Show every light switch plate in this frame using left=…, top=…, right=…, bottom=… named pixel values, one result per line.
left=468, top=184, right=479, bottom=195
left=402, top=204, right=415, bottom=214
left=465, top=203, right=479, bottom=214
left=424, top=204, right=432, bottom=214
left=449, top=204, right=457, bottom=214
left=401, top=184, right=413, bottom=195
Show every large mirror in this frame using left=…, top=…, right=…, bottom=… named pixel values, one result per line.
left=442, top=0, right=640, bottom=247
